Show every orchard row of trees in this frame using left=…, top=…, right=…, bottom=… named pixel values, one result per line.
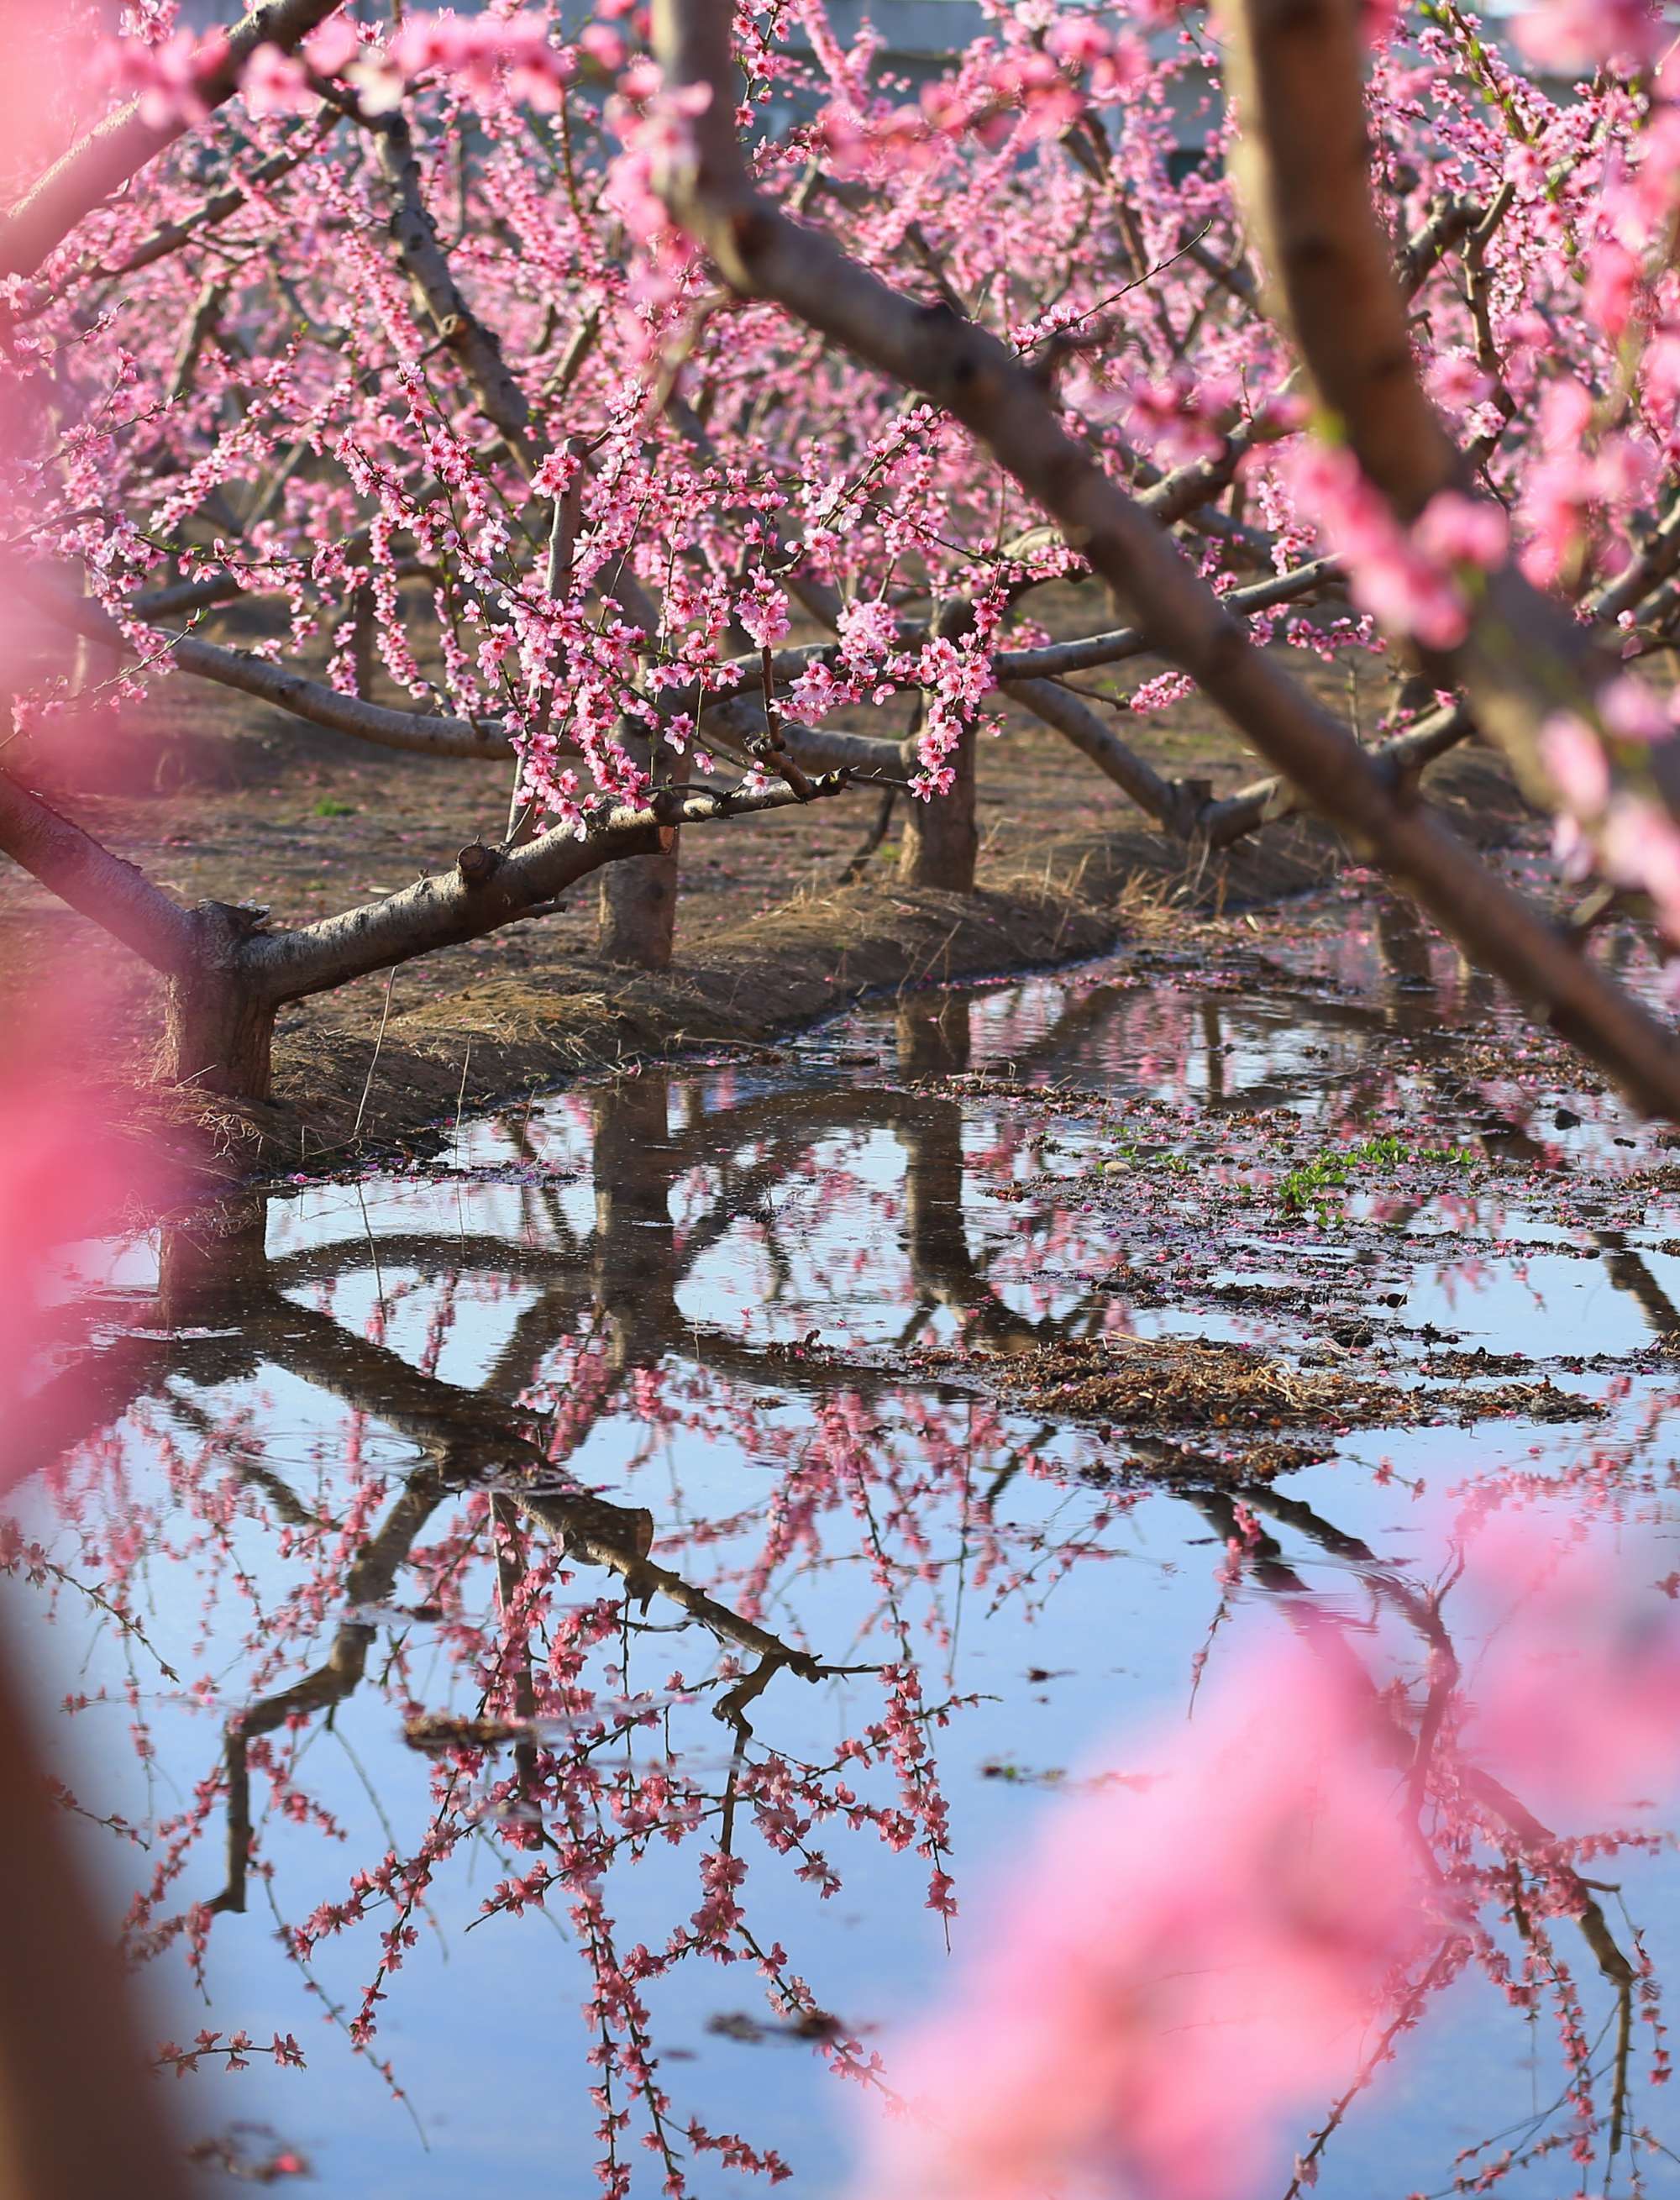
left=5, top=0, right=1680, bottom=1115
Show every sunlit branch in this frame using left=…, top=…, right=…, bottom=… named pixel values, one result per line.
left=648, top=0, right=1680, bottom=1122
left=1211, top=0, right=1678, bottom=819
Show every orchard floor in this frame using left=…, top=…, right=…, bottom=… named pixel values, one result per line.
left=0, top=634, right=1531, bottom=1180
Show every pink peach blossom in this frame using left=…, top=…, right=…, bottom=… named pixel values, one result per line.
left=858, top=1638, right=1434, bottom=2200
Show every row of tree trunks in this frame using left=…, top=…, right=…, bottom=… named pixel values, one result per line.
left=601, top=717, right=979, bottom=965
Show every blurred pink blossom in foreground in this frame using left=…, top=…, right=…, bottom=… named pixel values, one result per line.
left=859, top=1505, right=1680, bottom=2200
left=1468, top=1509, right=1680, bottom=1819
left=857, top=1633, right=1433, bottom=2200
left=0, top=1033, right=164, bottom=1496
left=0, top=508, right=170, bottom=1489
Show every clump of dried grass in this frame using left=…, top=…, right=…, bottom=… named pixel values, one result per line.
left=925, top=1333, right=1599, bottom=1450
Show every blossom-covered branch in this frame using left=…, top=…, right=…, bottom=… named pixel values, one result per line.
left=648, top=0, right=1680, bottom=1120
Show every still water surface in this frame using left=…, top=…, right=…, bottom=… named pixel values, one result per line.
left=14, top=896, right=1680, bottom=2197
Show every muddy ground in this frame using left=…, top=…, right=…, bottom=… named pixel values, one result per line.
left=0, top=611, right=1533, bottom=1181
left=712, top=889, right=1680, bottom=1483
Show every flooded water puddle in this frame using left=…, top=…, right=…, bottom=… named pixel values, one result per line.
left=15, top=903, right=1680, bottom=2197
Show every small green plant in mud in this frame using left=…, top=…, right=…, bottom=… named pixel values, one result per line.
left=1098, top=1136, right=1193, bottom=1175
left=1278, top=1135, right=1478, bottom=1220
left=312, top=796, right=358, bottom=817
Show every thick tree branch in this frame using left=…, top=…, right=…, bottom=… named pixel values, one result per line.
left=1001, top=678, right=1190, bottom=832
left=246, top=775, right=857, bottom=1004
left=648, top=0, right=1680, bottom=1120
left=0, top=769, right=198, bottom=974
left=1218, top=7, right=1456, bottom=515
left=1211, top=0, right=1666, bottom=813
left=701, top=690, right=912, bottom=778
left=165, top=631, right=521, bottom=758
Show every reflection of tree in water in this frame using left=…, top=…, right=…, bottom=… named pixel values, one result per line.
left=943, top=960, right=1448, bottom=1121
left=8, top=1009, right=1679, bottom=2194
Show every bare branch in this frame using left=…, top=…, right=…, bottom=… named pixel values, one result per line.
left=0, top=769, right=198, bottom=975
left=1001, top=678, right=1190, bottom=832
left=165, top=628, right=519, bottom=758
left=993, top=556, right=1346, bottom=679
left=26, top=573, right=524, bottom=760
left=1395, top=198, right=1478, bottom=303
left=248, top=774, right=858, bottom=1004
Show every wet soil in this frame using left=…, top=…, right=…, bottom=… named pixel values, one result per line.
left=0, top=620, right=1532, bottom=1183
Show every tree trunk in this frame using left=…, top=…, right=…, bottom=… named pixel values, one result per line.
left=0, top=1651, right=187, bottom=2200
left=592, top=1074, right=676, bottom=1368
left=597, top=730, right=679, bottom=967
left=897, top=719, right=978, bottom=892
left=160, top=903, right=276, bottom=1101
left=156, top=1195, right=272, bottom=1327
left=598, top=837, right=679, bottom=966
left=69, top=627, right=121, bottom=699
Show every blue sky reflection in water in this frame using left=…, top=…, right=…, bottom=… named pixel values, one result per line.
left=12, top=928, right=1680, bottom=2198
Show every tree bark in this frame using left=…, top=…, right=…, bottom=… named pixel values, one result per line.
left=898, top=719, right=978, bottom=891
left=598, top=838, right=680, bottom=967
left=160, top=904, right=276, bottom=1101
left=597, top=732, right=679, bottom=967
left=371, top=113, right=538, bottom=470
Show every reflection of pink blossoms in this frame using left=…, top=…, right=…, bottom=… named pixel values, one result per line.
left=858, top=1638, right=1432, bottom=2200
